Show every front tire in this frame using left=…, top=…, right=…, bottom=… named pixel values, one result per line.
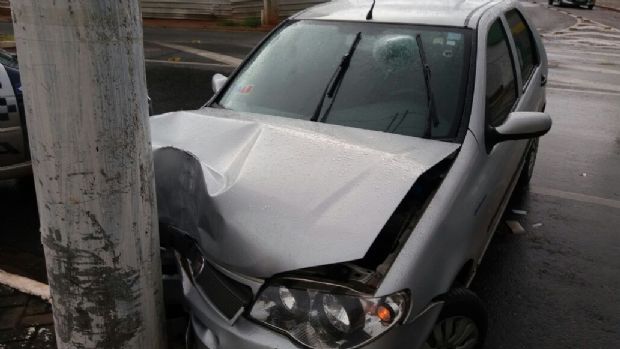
left=548, top=0, right=554, bottom=5
left=422, top=288, right=487, bottom=349
left=588, top=4, right=594, bottom=9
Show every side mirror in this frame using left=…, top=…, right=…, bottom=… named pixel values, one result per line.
left=488, top=112, right=552, bottom=146
left=211, top=73, right=228, bottom=94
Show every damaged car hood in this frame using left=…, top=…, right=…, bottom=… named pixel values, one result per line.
left=151, top=108, right=459, bottom=277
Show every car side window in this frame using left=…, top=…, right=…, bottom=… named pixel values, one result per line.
left=485, top=19, right=518, bottom=127
left=505, top=9, right=539, bottom=84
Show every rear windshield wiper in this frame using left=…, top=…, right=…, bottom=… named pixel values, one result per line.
left=415, top=34, right=440, bottom=138
left=311, top=32, right=362, bottom=122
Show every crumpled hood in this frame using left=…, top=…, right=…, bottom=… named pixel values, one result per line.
left=151, top=108, right=459, bottom=277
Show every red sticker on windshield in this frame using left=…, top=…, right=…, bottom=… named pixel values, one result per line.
left=239, top=85, right=254, bottom=94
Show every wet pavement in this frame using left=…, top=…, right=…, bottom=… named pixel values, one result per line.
left=1, top=1, right=620, bottom=348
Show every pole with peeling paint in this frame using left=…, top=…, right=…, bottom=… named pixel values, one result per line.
left=10, top=1, right=166, bottom=348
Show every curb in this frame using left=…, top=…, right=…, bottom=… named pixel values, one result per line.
left=0, top=40, right=15, bottom=49
left=598, top=4, right=620, bottom=12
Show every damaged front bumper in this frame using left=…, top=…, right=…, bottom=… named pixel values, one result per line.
left=175, top=252, right=442, bottom=349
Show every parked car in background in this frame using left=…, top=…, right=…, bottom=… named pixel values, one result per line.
left=0, top=50, right=154, bottom=181
left=151, top=0, right=552, bottom=348
left=548, top=0, right=596, bottom=9
left=0, top=49, right=30, bottom=180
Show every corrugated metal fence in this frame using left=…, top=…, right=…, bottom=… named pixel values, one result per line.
left=141, top=0, right=232, bottom=19
left=229, top=0, right=324, bottom=18
left=0, top=0, right=325, bottom=20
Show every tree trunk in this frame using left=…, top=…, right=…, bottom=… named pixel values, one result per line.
left=10, top=1, right=166, bottom=348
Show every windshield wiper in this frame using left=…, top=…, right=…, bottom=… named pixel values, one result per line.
left=311, top=32, right=362, bottom=122
left=415, top=34, right=440, bottom=138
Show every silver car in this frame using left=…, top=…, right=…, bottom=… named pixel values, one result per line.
left=151, top=0, right=552, bottom=348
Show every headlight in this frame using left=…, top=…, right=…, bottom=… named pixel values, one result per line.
left=249, top=281, right=409, bottom=348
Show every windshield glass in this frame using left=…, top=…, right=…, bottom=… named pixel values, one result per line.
left=218, top=20, right=471, bottom=139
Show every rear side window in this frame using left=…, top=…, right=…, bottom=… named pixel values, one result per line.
left=506, top=9, right=539, bottom=82
left=485, top=19, right=517, bottom=126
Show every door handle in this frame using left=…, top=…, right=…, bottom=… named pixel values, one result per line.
left=541, top=74, right=548, bottom=86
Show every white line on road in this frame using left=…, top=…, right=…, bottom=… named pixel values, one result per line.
left=547, top=49, right=620, bottom=59
left=531, top=187, right=620, bottom=210
left=145, top=59, right=234, bottom=70
left=550, top=63, right=620, bottom=76
left=548, top=87, right=620, bottom=96
left=547, top=76, right=620, bottom=94
left=150, top=41, right=242, bottom=67
left=0, top=268, right=50, bottom=303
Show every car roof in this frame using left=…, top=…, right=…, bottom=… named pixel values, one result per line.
left=292, top=0, right=514, bottom=28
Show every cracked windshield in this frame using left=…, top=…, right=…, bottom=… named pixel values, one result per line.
left=219, top=21, right=470, bottom=139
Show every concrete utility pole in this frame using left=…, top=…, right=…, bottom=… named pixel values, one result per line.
left=11, top=1, right=166, bottom=348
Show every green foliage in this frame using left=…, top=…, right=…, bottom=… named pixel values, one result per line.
left=241, top=17, right=262, bottom=28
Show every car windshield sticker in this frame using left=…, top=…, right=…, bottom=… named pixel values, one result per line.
left=239, top=85, right=254, bottom=94
left=447, top=32, right=461, bottom=41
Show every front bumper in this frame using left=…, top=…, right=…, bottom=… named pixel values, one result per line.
left=179, top=261, right=443, bottom=349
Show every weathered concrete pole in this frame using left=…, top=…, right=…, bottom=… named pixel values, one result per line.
left=11, top=1, right=166, bottom=348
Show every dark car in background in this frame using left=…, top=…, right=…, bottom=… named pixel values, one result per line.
left=549, top=0, right=596, bottom=9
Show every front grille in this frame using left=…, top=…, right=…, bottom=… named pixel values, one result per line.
left=161, top=223, right=253, bottom=323
left=192, top=258, right=253, bottom=321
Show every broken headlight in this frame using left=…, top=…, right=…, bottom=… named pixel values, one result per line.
left=249, top=281, right=408, bottom=348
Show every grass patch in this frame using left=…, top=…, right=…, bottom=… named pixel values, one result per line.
left=241, top=17, right=261, bottom=28
left=218, top=19, right=237, bottom=27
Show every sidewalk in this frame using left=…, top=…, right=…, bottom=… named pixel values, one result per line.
left=0, top=282, right=187, bottom=349
left=0, top=285, right=54, bottom=349
left=597, top=0, right=620, bottom=11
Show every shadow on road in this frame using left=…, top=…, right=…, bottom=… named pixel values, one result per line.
left=0, top=177, right=46, bottom=283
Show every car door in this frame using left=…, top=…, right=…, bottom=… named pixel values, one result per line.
left=472, top=17, right=526, bottom=257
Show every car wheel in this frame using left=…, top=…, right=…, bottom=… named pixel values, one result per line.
left=517, top=138, right=539, bottom=188
left=588, top=4, right=594, bottom=9
left=548, top=0, right=553, bottom=5
left=422, top=288, right=487, bottom=349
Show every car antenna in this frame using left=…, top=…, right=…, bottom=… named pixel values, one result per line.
left=366, top=0, right=376, bottom=20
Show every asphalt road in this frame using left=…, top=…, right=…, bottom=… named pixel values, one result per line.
left=0, top=1, right=619, bottom=348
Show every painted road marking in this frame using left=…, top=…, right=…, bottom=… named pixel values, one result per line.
left=0, top=268, right=50, bottom=302
left=531, top=186, right=620, bottom=210
left=550, top=63, right=620, bottom=76
left=145, top=59, right=234, bottom=70
left=548, top=87, right=620, bottom=96
left=543, top=7, right=620, bottom=49
left=150, top=41, right=243, bottom=67
left=547, top=76, right=620, bottom=94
